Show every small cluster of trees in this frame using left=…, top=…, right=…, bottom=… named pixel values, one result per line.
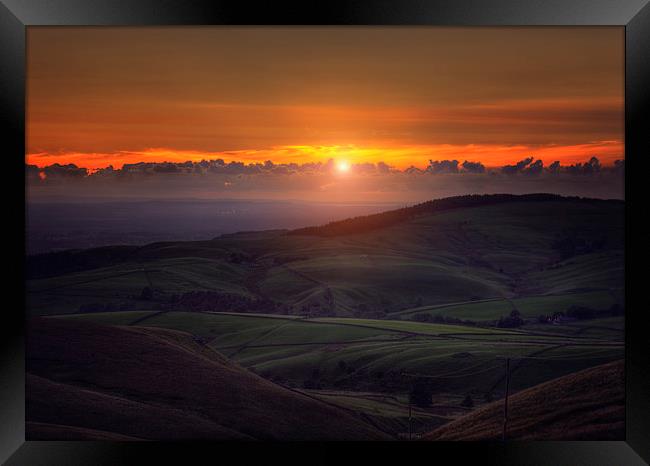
left=78, top=301, right=136, bottom=313
left=410, top=312, right=477, bottom=327
left=495, top=309, right=525, bottom=328
left=299, top=302, right=336, bottom=317
left=410, top=380, right=478, bottom=409
left=538, top=303, right=623, bottom=323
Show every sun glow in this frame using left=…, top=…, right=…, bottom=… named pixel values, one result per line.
left=25, top=141, right=624, bottom=171
left=336, top=160, right=351, bottom=173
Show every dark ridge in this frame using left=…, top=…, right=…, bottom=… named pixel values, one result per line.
left=26, top=194, right=622, bottom=279
left=287, top=193, right=622, bottom=237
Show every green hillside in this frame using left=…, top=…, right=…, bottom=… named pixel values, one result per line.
left=54, top=310, right=623, bottom=400
left=27, top=195, right=625, bottom=440
left=27, top=195, right=625, bottom=321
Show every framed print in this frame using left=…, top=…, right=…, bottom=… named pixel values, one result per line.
left=1, top=0, right=648, bottom=464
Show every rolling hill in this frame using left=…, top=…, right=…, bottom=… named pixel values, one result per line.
left=52, top=310, right=623, bottom=409
left=26, top=194, right=624, bottom=319
left=422, top=359, right=624, bottom=441
left=25, top=194, right=625, bottom=441
left=26, top=317, right=390, bottom=440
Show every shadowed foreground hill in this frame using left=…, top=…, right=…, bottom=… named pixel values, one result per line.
left=423, top=360, right=624, bottom=441
left=26, top=318, right=389, bottom=440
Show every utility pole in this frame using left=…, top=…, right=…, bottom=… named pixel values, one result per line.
left=502, top=357, right=510, bottom=441
left=408, top=400, right=412, bottom=441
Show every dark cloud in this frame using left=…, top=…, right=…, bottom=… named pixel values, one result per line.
left=29, top=156, right=619, bottom=183
left=26, top=156, right=623, bottom=203
left=548, top=161, right=561, bottom=175
left=376, top=161, right=392, bottom=174
left=404, top=166, right=424, bottom=175
left=566, top=156, right=601, bottom=175
left=41, top=163, right=88, bottom=179
left=613, top=159, right=625, bottom=173
left=502, top=157, right=534, bottom=175
left=153, top=162, right=180, bottom=173
left=26, top=164, right=42, bottom=183
left=353, top=163, right=377, bottom=174
left=427, top=159, right=459, bottom=174
left=461, top=160, right=486, bottom=174
left=523, top=159, right=544, bottom=176
left=29, top=156, right=620, bottom=184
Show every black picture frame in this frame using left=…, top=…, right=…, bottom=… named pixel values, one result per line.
left=2, top=1, right=648, bottom=464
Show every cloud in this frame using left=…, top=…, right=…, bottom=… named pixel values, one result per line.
left=26, top=140, right=624, bottom=172
left=461, top=160, right=486, bottom=174
left=523, top=159, right=544, bottom=176
left=502, top=157, right=534, bottom=175
left=566, top=156, right=601, bottom=175
left=26, top=156, right=624, bottom=203
left=26, top=164, right=41, bottom=182
left=28, top=156, right=621, bottom=182
left=548, top=161, right=561, bottom=175
left=41, top=163, right=88, bottom=180
left=376, top=161, right=392, bottom=173
left=427, top=159, right=459, bottom=174
left=613, top=159, right=625, bottom=173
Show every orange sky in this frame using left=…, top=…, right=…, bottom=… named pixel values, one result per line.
left=26, top=27, right=624, bottom=169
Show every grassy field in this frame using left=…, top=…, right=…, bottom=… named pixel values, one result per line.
left=27, top=257, right=251, bottom=316
left=27, top=199, right=624, bottom=319
left=394, top=290, right=619, bottom=322
left=53, top=310, right=623, bottom=399
left=298, top=389, right=464, bottom=436
left=26, top=196, right=625, bottom=440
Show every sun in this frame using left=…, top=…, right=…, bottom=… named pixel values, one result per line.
left=336, top=160, right=351, bottom=173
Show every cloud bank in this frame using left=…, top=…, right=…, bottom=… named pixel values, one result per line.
left=26, top=157, right=624, bottom=203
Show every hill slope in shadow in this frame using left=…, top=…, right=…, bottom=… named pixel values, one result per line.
left=423, top=359, right=624, bottom=441
left=26, top=318, right=390, bottom=440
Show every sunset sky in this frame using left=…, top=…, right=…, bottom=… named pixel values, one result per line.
left=26, top=27, right=624, bottom=171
